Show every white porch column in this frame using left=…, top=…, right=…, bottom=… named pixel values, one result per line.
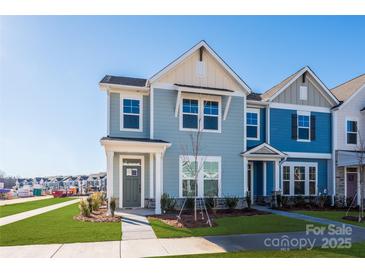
left=106, top=151, right=114, bottom=214
left=155, top=152, right=163, bottom=214
left=263, top=161, right=267, bottom=196
left=243, top=157, right=248, bottom=197
left=274, top=160, right=280, bottom=191
left=357, top=170, right=361, bottom=206
left=149, top=153, right=154, bottom=198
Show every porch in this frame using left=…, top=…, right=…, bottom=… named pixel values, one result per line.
left=100, top=136, right=171, bottom=214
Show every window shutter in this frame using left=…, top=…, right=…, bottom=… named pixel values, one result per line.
left=310, top=115, right=316, bottom=140
left=291, top=114, right=297, bottom=140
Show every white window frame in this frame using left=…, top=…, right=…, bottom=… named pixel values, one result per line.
left=179, top=94, right=221, bottom=133
left=120, top=95, right=143, bottom=132
left=281, top=162, right=318, bottom=196
left=297, top=110, right=311, bottom=142
left=179, top=155, right=221, bottom=198
left=345, top=117, right=358, bottom=146
left=246, top=108, right=260, bottom=141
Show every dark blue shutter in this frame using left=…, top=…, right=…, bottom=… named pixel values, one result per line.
left=310, top=115, right=316, bottom=140
left=291, top=114, right=297, bottom=140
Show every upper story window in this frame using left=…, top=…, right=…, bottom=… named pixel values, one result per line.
left=182, top=99, right=199, bottom=129
left=121, top=97, right=142, bottom=131
left=292, top=111, right=315, bottom=142
left=180, top=96, right=221, bottom=133
left=204, top=101, right=219, bottom=130
left=246, top=108, right=260, bottom=140
left=346, top=119, right=358, bottom=145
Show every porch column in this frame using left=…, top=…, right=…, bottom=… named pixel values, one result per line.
left=155, top=152, right=163, bottom=215
left=149, top=153, right=154, bottom=198
left=274, top=160, right=280, bottom=191
left=106, top=151, right=114, bottom=214
left=243, top=157, right=248, bottom=197
left=357, top=170, right=361, bottom=206
left=263, top=161, right=267, bottom=196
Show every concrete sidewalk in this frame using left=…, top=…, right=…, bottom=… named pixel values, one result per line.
left=0, top=195, right=53, bottom=206
left=120, top=210, right=157, bottom=240
left=0, top=198, right=80, bottom=226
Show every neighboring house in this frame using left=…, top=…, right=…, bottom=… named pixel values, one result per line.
left=331, top=74, right=365, bottom=206
left=243, top=67, right=339, bottom=203
left=99, top=41, right=340, bottom=214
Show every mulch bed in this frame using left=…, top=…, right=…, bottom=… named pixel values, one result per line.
left=151, top=208, right=270, bottom=229
left=74, top=207, right=121, bottom=223
left=342, top=215, right=365, bottom=223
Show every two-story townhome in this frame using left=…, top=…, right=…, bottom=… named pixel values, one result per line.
left=331, top=74, right=365, bottom=206
left=242, top=67, right=339, bottom=204
left=99, top=41, right=251, bottom=214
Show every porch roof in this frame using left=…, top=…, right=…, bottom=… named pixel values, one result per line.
left=241, top=143, right=287, bottom=160
left=336, top=150, right=365, bottom=167
left=100, top=136, right=171, bottom=153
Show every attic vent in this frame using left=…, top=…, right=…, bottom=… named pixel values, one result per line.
left=300, top=86, right=308, bottom=100
left=196, top=61, right=205, bottom=77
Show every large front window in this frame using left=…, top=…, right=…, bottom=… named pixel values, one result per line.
left=282, top=163, right=317, bottom=196
left=346, top=120, right=358, bottom=145
left=121, top=98, right=142, bottom=130
left=180, top=156, right=221, bottom=197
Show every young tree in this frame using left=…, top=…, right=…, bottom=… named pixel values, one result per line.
left=356, top=131, right=365, bottom=222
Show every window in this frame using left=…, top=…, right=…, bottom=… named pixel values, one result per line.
left=203, top=161, right=219, bottom=197
left=297, top=114, right=310, bottom=141
left=246, top=109, right=260, bottom=140
left=204, top=101, right=219, bottom=130
left=346, top=120, right=357, bottom=145
left=180, top=156, right=221, bottom=197
left=182, top=161, right=197, bottom=197
left=121, top=98, right=142, bottom=130
left=180, top=96, right=221, bottom=132
left=294, top=166, right=305, bottom=195
left=283, top=166, right=290, bottom=195
left=281, top=163, right=317, bottom=196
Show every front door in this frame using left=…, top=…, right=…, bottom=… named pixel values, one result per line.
left=123, top=161, right=141, bottom=208
left=346, top=168, right=358, bottom=201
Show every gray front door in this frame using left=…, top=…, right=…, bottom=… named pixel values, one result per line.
left=123, top=164, right=141, bottom=207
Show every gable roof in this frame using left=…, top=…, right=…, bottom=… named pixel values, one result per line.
left=261, top=66, right=339, bottom=105
left=100, top=75, right=147, bottom=87
left=331, top=73, right=365, bottom=102
left=241, top=143, right=286, bottom=159
left=149, top=40, right=251, bottom=95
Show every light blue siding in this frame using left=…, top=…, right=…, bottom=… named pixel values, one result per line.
left=153, top=89, right=245, bottom=197
left=109, top=92, right=150, bottom=138
left=247, top=108, right=266, bottom=149
left=270, top=108, right=332, bottom=153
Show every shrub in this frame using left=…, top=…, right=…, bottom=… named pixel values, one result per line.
left=276, top=193, right=283, bottom=208
left=294, top=195, right=305, bottom=208
left=161, top=193, right=176, bottom=213
left=79, top=199, right=90, bottom=217
left=91, top=192, right=102, bottom=211
left=87, top=196, right=93, bottom=212
left=109, top=198, right=116, bottom=217
left=204, top=197, right=215, bottom=209
left=225, top=196, right=239, bottom=210
left=281, top=196, right=289, bottom=208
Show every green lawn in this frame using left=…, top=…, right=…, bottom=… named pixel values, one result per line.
left=149, top=214, right=316, bottom=238
left=164, top=241, right=365, bottom=258
left=0, top=197, right=74, bottom=218
left=0, top=203, right=121, bottom=246
left=294, top=210, right=365, bottom=228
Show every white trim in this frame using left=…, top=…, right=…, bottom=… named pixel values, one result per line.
left=270, top=102, right=331, bottom=113
left=149, top=153, right=154, bottom=198
left=335, top=83, right=365, bottom=111
left=274, top=160, right=280, bottom=191
left=100, top=83, right=149, bottom=93
left=266, top=105, right=270, bottom=144
left=269, top=67, right=338, bottom=105
left=243, top=96, right=247, bottom=152
left=155, top=152, right=162, bottom=214
left=101, top=139, right=171, bottom=154
left=242, top=142, right=287, bottom=158
left=248, top=162, right=254, bottom=202
left=150, top=85, right=154, bottom=139
left=281, top=161, right=318, bottom=196
left=178, top=155, right=222, bottom=198
left=179, top=93, right=222, bottom=133
left=107, top=90, right=110, bottom=136
left=246, top=108, right=260, bottom=141
left=149, top=40, right=251, bottom=95
left=106, top=151, right=114, bottom=200
left=175, top=90, right=181, bottom=117
left=263, top=161, right=267, bottom=196
left=120, top=95, right=143, bottom=132
left=119, top=155, right=145, bottom=208
left=332, top=111, right=338, bottom=203
left=297, top=110, right=311, bottom=142
left=177, top=85, right=244, bottom=97
left=283, top=152, right=332, bottom=159
left=223, top=96, right=232, bottom=120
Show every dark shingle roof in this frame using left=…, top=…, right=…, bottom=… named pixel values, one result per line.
left=361, top=107, right=365, bottom=112
left=101, top=136, right=170, bottom=144
left=100, top=75, right=147, bottom=87
left=175, top=83, right=234, bottom=93
left=247, top=92, right=262, bottom=101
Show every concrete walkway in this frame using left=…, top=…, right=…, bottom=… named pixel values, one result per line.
left=120, top=209, right=157, bottom=240
left=0, top=198, right=80, bottom=226
left=0, top=195, right=53, bottom=206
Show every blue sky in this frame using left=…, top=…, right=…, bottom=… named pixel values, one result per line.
left=1, top=16, right=364, bottom=177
